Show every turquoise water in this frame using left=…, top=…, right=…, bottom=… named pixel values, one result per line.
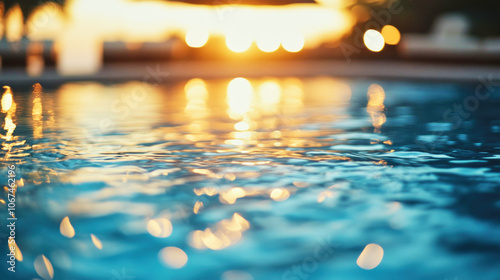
left=1, top=77, right=500, bottom=280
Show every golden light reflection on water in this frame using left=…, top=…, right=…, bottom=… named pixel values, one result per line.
left=1, top=76, right=360, bottom=266
left=34, top=255, right=54, bottom=280
left=13, top=240, right=23, bottom=261
left=46, top=76, right=352, bottom=163
left=193, top=201, right=204, bottom=214
left=1, top=86, right=20, bottom=158
left=189, top=213, right=250, bottom=251
left=258, top=80, right=282, bottom=115
left=227, top=78, right=254, bottom=120
left=32, top=83, right=44, bottom=139
left=366, top=83, right=386, bottom=132
left=91, top=234, right=103, bottom=249
left=0, top=77, right=409, bottom=278
left=1, top=86, right=13, bottom=113
left=220, top=187, right=246, bottom=204
left=356, top=243, right=384, bottom=270
left=270, top=188, right=291, bottom=201
left=185, top=78, right=209, bottom=119
left=147, top=218, right=173, bottom=238
left=60, top=216, right=75, bottom=238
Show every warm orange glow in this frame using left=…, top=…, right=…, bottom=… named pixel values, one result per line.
left=0, top=3, right=4, bottom=39
left=258, top=81, right=281, bottom=105
left=363, top=29, right=385, bottom=52
left=357, top=243, right=384, bottom=270
left=314, top=0, right=346, bottom=6
left=185, top=79, right=208, bottom=99
left=26, top=2, right=64, bottom=40
left=159, top=247, right=188, bottom=269
left=366, top=83, right=386, bottom=131
left=381, top=25, right=401, bottom=45
left=60, top=216, right=75, bottom=238
left=27, top=43, right=45, bottom=77
left=5, top=4, right=23, bottom=42
left=23, top=0, right=354, bottom=75
left=27, top=55, right=44, bottom=77
left=1, top=86, right=17, bottom=141
left=57, top=29, right=103, bottom=75
left=185, top=29, right=209, bottom=48
left=256, top=34, right=280, bottom=53
left=1, top=86, right=13, bottom=112
left=34, top=255, right=54, bottom=280
left=282, top=32, right=305, bottom=53
left=227, top=78, right=254, bottom=119
left=32, top=83, right=44, bottom=138
left=258, top=80, right=282, bottom=115
left=351, top=5, right=371, bottom=22
left=51, top=0, right=353, bottom=51
left=226, top=32, right=253, bottom=53
left=185, top=78, right=209, bottom=119
left=283, top=78, right=304, bottom=114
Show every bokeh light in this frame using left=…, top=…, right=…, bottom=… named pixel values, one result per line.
left=159, top=247, right=188, bottom=269
left=60, top=216, right=75, bottom=238
left=147, top=218, right=173, bottom=238
left=5, top=4, right=23, bottom=42
left=256, top=34, right=280, bottom=53
left=34, top=255, right=54, bottom=280
left=91, top=234, right=103, bottom=249
left=227, top=78, right=254, bottom=119
left=281, top=32, right=305, bottom=53
left=357, top=243, right=384, bottom=270
left=226, top=32, right=253, bottom=53
left=363, top=29, right=385, bottom=52
left=381, top=25, right=401, bottom=45
left=270, top=188, right=290, bottom=201
left=185, top=29, right=209, bottom=48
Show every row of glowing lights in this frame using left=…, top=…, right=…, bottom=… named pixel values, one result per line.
left=187, top=25, right=401, bottom=53
left=2, top=76, right=380, bottom=146
left=186, top=29, right=306, bottom=53
left=2, top=3, right=398, bottom=54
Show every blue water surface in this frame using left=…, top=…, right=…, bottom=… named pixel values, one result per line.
left=1, top=77, right=500, bottom=280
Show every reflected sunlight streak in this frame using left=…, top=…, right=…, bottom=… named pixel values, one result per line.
left=366, top=83, right=386, bottom=132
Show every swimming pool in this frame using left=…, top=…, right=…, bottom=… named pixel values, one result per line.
left=1, top=76, right=500, bottom=280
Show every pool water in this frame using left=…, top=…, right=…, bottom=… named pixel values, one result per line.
left=1, top=77, right=500, bottom=280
